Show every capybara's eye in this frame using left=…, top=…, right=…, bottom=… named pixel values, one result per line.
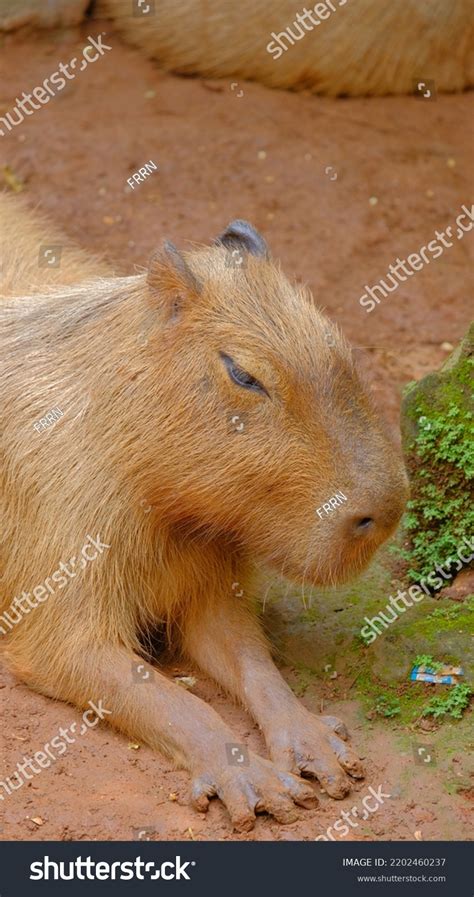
left=220, top=353, right=267, bottom=395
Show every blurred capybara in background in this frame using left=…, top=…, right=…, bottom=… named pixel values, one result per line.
left=0, top=198, right=408, bottom=830
left=98, top=0, right=474, bottom=96
left=0, top=192, right=108, bottom=296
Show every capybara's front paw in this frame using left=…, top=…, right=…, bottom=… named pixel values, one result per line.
left=268, top=711, right=364, bottom=799
left=190, top=750, right=318, bottom=831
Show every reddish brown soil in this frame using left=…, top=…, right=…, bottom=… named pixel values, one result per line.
left=0, top=20, right=472, bottom=842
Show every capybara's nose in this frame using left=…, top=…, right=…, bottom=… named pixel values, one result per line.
left=345, top=500, right=404, bottom=541
left=343, top=468, right=409, bottom=541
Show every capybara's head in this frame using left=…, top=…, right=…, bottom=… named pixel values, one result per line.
left=144, top=221, right=408, bottom=586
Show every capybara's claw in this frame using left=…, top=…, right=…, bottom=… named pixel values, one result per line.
left=269, top=711, right=364, bottom=798
left=319, top=714, right=349, bottom=741
left=191, top=751, right=318, bottom=830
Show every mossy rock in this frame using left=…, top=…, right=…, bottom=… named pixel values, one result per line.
left=262, top=558, right=394, bottom=673
left=368, top=596, right=474, bottom=683
left=401, top=323, right=474, bottom=582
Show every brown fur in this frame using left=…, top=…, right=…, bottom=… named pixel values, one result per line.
left=0, top=192, right=109, bottom=297
left=0, top=0, right=89, bottom=32
left=98, top=0, right=474, bottom=96
left=0, top=196, right=408, bottom=827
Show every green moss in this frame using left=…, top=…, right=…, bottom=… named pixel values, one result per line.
left=355, top=667, right=472, bottom=727
left=373, top=694, right=401, bottom=717
left=397, top=595, right=473, bottom=641
left=290, top=665, right=319, bottom=697
left=426, top=595, right=474, bottom=625
left=400, top=327, right=474, bottom=581
left=344, top=594, right=472, bottom=726
left=356, top=672, right=430, bottom=725
left=267, top=553, right=472, bottom=731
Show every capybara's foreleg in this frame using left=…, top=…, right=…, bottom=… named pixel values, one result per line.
left=182, top=594, right=364, bottom=798
left=14, top=639, right=316, bottom=831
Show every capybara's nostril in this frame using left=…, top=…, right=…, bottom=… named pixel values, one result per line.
left=354, top=516, right=375, bottom=535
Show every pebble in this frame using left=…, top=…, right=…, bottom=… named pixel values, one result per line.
left=369, top=196, right=378, bottom=206
left=441, top=341, right=454, bottom=351
left=175, top=676, right=197, bottom=689
left=447, top=158, right=456, bottom=168
left=257, top=150, right=267, bottom=160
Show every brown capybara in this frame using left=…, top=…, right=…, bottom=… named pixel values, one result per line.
left=0, top=0, right=89, bottom=33
left=0, top=197, right=408, bottom=830
left=98, top=0, right=474, bottom=96
left=0, top=192, right=109, bottom=297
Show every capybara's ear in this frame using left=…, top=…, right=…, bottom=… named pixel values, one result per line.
left=214, top=219, right=269, bottom=259
left=148, top=241, right=202, bottom=319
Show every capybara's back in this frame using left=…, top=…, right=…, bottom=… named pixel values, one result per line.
left=98, top=0, right=474, bottom=96
left=0, top=192, right=109, bottom=303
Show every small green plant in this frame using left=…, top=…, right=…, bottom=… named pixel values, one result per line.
left=426, top=595, right=474, bottom=623
left=422, top=683, right=472, bottom=720
left=414, top=654, right=444, bottom=673
left=400, top=336, right=474, bottom=582
left=374, top=694, right=401, bottom=718
left=427, top=606, right=461, bottom=621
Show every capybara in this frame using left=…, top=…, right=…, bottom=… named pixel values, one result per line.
left=0, top=197, right=408, bottom=829
left=98, top=0, right=474, bottom=96
left=0, top=0, right=89, bottom=33
left=0, top=192, right=108, bottom=297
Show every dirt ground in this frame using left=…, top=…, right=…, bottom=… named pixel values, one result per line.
left=0, top=20, right=473, bottom=842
